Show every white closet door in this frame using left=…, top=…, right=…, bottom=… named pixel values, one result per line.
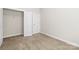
left=24, top=11, right=32, bottom=36
left=3, top=9, right=23, bottom=38
left=0, top=9, right=3, bottom=46
left=33, top=13, right=40, bottom=34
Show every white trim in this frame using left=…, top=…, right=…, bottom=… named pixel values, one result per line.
left=40, top=32, right=79, bottom=47
left=32, top=32, right=40, bottom=35
left=0, top=38, right=3, bottom=46
left=3, top=33, right=23, bottom=38
left=24, top=34, right=32, bottom=37
left=0, top=8, right=3, bottom=46
left=6, top=8, right=24, bottom=12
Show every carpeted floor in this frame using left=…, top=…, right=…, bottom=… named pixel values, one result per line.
left=0, top=33, right=79, bottom=50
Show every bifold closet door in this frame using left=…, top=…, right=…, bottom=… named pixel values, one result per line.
left=3, top=9, right=23, bottom=38
left=0, top=8, right=3, bottom=46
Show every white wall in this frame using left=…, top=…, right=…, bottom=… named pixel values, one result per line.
left=0, top=8, right=3, bottom=46
left=41, top=8, right=79, bottom=45
left=3, top=9, right=23, bottom=38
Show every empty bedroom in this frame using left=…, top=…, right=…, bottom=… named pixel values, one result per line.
left=0, top=8, right=79, bottom=50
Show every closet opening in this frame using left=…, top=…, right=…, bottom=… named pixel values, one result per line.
left=3, top=8, right=24, bottom=38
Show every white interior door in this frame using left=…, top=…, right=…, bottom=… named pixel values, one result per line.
left=24, top=11, right=32, bottom=36
left=33, top=13, right=40, bottom=34
left=0, top=8, right=3, bottom=46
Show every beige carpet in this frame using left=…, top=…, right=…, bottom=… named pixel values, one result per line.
left=0, top=33, right=79, bottom=50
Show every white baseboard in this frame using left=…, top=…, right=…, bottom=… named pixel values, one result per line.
left=3, top=33, right=23, bottom=38
left=24, top=34, right=32, bottom=37
left=40, top=32, right=79, bottom=47
left=32, top=32, right=40, bottom=35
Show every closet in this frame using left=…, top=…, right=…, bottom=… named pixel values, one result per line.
left=3, top=8, right=24, bottom=38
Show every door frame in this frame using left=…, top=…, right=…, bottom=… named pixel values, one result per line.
left=2, top=8, right=33, bottom=37
left=3, top=8, right=24, bottom=38
left=0, top=8, right=33, bottom=46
